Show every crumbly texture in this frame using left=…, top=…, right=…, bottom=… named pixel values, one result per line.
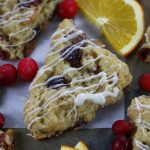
left=128, top=96, right=150, bottom=150
left=24, top=19, right=132, bottom=140
left=0, top=129, right=15, bottom=150
left=142, top=26, right=150, bottom=49
left=0, top=0, right=60, bottom=60
left=140, top=26, right=150, bottom=62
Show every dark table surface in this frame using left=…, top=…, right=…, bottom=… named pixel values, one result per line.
left=3, top=0, right=150, bottom=150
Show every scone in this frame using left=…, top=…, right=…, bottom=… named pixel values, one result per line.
left=138, top=26, right=150, bottom=62
left=0, top=129, right=15, bottom=150
left=24, top=19, right=132, bottom=140
left=0, top=0, right=60, bottom=60
left=128, top=96, right=150, bottom=150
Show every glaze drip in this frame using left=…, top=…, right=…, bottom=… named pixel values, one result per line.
left=134, top=97, right=150, bottom=149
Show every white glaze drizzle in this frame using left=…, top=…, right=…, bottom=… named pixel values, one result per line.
left=14, top=0, right=36, bottom=10
left=134, top=140, right=150, bottom=150
left=145, top=33, right=150, bottom=47
left=0, top=10, right=34, bottom=26
left=1, top=27, right=37, bottom=47
left=26, top=70, right=119, bottom=129
left=29, top=34, right=100, bottom=91
left=134, top=97, right=150, bottom=149
left=27, top=99, right=72, bottom=129
left=25, top=24, right=121, bottom=130
left=0, top=0, right=41, bottom=48
left=135, top=98, right=150, bottom=124
left=74, top=87, right=119, bottom=106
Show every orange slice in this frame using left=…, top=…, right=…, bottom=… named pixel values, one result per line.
left=76, top=0, right=144, bottom=57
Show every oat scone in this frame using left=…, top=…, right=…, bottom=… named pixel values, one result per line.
left=128, top=96, right=150, bottom=150
left=0, top=129, right=15, bottom=150
left=24, top=19, right=132, bottom=140
left=138, top=26, right=150, bottom=62
left=0, top=0, right=60, bottom=60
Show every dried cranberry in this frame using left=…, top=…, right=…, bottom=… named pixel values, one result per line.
left=72, top=34, right=87, bottom=44
left=47, top=76, right=69, bottom=89
left=0, top=51, right=9, bottom=60
left=63, top=48, right=83, bottom=68
left=34, top=26, right=40, bottom=33
left=0, top=113, right=5, bottom=128
left=137, top=47, right=150, bottom=61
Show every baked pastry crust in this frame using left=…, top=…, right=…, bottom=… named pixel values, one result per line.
left=0, top=129, right=15, bottom=150
left=24, top=19, right=132, bottom=140
left=0, top=0, right=60, bottom=60
left=128, top=96, right=150, bottom=150
left=138, top=26, right=150, bottom=62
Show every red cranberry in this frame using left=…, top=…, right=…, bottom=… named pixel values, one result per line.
left=137, top=47, right=150, bottom=61
left=0, top=113, right=5, bottom=128
left=18, top=58, right=38, bottom=81
left=0, top=64, right=17, bottom=86
left=57, top=0, right=78, bottom=19
left=139, top=73, right=150, bottom=92
left=111, top=136, right=132, bottom=150
left=112, top=120, right=133, bottom=136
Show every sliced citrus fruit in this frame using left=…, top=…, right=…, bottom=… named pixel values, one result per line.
left=76, top=0, right=144, bottom=57
left=61, top=145, right=78, bottom=150
left=75, top=141, right=89, bottom=150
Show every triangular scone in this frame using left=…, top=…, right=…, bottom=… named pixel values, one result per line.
left=128, top=96, right=150, bottom=150
left=24, top=19, right=132, bottom=140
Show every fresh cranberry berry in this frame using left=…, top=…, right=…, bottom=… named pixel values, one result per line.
left=0, top=113, right=5, bottom=128
left=139, top=73, right=150, bottom=92
left=57, top=0, right=78, bottom=19
left=18, top=58, right=38, bottom=81
left=111, top=136, right=132, bottom=150
left=112, top=120, right=133, bottom=136
left=0, top=64, right=17, bottom=86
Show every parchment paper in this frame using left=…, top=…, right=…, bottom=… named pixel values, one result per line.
left=0, top=14, right=124, bottom=128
